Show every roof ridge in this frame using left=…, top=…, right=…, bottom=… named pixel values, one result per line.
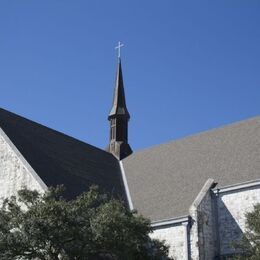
left=128, top=115, right=260, bottom=156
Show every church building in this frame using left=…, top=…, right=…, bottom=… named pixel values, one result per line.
left=0, top=57, right=259, bottom=260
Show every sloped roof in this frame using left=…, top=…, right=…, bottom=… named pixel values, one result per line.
left=0, top=108, right=126, bottom=201
left=1, top=107, right=259, bottom=222
left=122, top=116, right=260, bottom=221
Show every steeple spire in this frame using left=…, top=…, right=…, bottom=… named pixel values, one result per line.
left=109, top=58, right=130, bottom=119
left=107, top=57, right=132, bottom=160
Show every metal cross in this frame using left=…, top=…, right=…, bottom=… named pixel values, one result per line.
left=115, top=41, right=124, bottom=58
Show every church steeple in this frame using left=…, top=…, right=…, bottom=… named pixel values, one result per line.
left=107, top=57, right=132, bottom=160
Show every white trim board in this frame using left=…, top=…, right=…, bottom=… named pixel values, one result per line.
left=119, top=160, right=134, bottom=210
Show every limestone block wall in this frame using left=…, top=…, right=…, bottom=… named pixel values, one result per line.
left=217, top=184, right=260, bottom=257
left=189, top=179, right=217, bottom=260
left=197, top=190, right=217, bottom=260
left=151, top=223, right=186, bottom=260
left=0, top=129, right=46, bottom=204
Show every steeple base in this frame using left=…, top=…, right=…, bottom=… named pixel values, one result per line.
left=107, top=141, right=132, bottom=160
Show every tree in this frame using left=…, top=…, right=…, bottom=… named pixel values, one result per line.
left=234, top=203, right=260, bottom=260
left=0, top=186, right=171, bottom=260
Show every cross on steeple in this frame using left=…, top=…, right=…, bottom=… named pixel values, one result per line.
left=115, top=41, right=124, bottom=58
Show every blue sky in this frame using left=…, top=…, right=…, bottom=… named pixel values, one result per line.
left=0, top=1, right=259, bottom=151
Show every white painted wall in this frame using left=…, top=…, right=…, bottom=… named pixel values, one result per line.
left=0, top=129, right=46, bottom=204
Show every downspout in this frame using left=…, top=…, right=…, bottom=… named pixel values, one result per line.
left=182, top=219, right=190, bottom=260
left=214, top=189, right=221, bottom=258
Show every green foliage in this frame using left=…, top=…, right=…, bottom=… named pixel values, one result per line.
left=233, top=203, right=260, bottom=260
left=0, top=186, right=171, bottom=260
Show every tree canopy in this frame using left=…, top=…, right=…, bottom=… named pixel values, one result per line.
left=0, top=186, right=171, bottom=260
left=234, top=203, right=260, bottom=260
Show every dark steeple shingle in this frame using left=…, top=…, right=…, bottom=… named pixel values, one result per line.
left=109, top=58, right=130, bottom=119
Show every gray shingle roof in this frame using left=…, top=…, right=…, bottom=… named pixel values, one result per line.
left=0, top=108, right=126, bottom=201
left=122, top=117, right=260, bottom=221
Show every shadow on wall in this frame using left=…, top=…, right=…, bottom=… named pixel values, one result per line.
left=217, top=197, right=244, bottom=258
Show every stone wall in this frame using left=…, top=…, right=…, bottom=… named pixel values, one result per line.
left=151, top=223, right=186, bottom=260
left=0, top=129, right=46, bottom=204
left=150, top=182, right=260, bottom=260
left=151, top=179, right=218, bottom=260
left=197, top=189, right=217, bottom=259
left=189, top=179, right=217, bottom=260
left=217, top=185, right=260, bottom=257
